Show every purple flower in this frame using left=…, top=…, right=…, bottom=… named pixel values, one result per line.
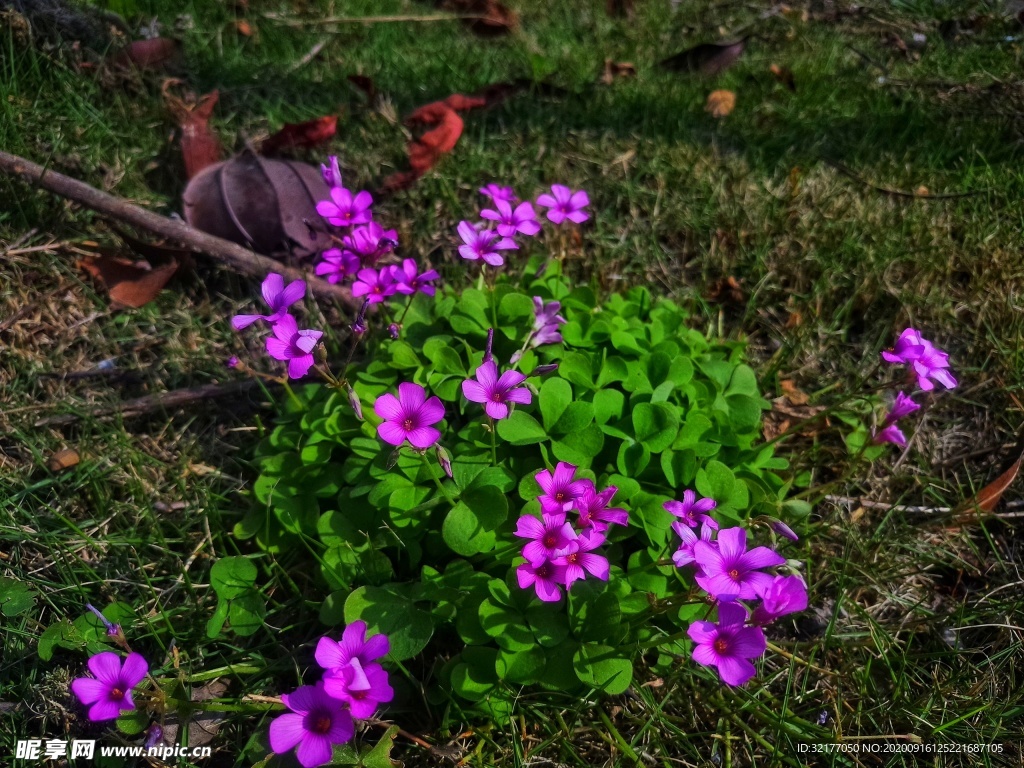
left=693, top=527, right=786, bottom=601
left=884, top=391, right=921, bottom=424
left=265, top=315, right=323, bottom=379
left=374, top=382, right=445, bottom=449
left=269, top=684, right=354, bottom=768
left=85, top=602, right=122, bottom=638
left=530, top=296, right=566, bottom=347
left=322, top=661, right=393, bottom=719
left=871, top=423, right=907, bottom=448
left=751, top=575, right=809, bottom=626
left=688, top=602, right=766, bottom=687
left=343, top=222, right=398, bottom=264
left=535, top=462, right=590, bottom=514
left=352, top=267, right=398, bottom=305
left=315, top=621, right=390, bottom=673
left=532, top=297, right=566, bottom=330
left=664, top=490, right=719, bottom=530
left=315, top=248, right=361, bottom=285
left=881, top=328, right=957, bottom=391
left=480, top=183, right=517, bottom=203
left=516, top=559, right=567, bottom=602
left=232, top=273, right=305, bottom=330
left=321, top=156, right=343, bottom=188
left=671, top=521, right=716, bottom=568
left=535, top=184, right=590, bottom=225
left=480, top=199, right=542, bottom=238
left=515, top=512, right=579, bottom=565
left=392, top=258, right=440, bottom=297
left=226, top=356, right=240, bottom=369
left=574, top=482, right=629, bottom=532
left=316, top=187, right=373, bottom=228
left=70, top=652, right=148, bottom=721
left=554, top=528, right=609, bottom=587
left=461, top=360, right=532, bottom=420
left=456, top=221, right=518, bottom=267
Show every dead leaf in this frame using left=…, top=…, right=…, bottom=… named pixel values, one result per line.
left=601, top=59, right=637, bottom=85
left=261, top=116, right=338, bottom=155
left=46, top=449, right=80, bottom=472
left=163, top=82, right=222, bottom=179
left=915, top=185, right=930, bottom=197
left=182, top=149, right=330, bottom=258
left=382, top=92, right=494, bottom=191
left=785, top=310, right=803, bottom=329
left=159, top=679, right=228, bottom=748
left=660, top=38, right=747, bottom=76
left=234, top=19, right=254, bottom=37
left=770, top=63, right=796, bottom=91
left=115, top=38, right=180, bottom=70
left=706, top=275, right=743, bottom=303
left=705, top=89, right=736, bottom=117
left=960, top=452, right=1023, bottom=514
left=79, top=250, right=179, bottom=309
left=779, top=379, right=810, bottom=405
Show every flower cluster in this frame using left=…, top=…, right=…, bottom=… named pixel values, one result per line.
left=873, top=328, right=956, bottom=448
left=231, top=273, right=321, bottom=379
left=314, top=162, right=438, bottom=302
left=665, top=492, right=807, bottom=687
left=270, top=622, right=393, bottom=768
left=514, top=463, right=628, bottom=602
left=457, top=183, right=589, bottom=268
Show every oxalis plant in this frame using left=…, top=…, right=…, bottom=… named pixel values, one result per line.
left=47, top=159, right=958, bottom=767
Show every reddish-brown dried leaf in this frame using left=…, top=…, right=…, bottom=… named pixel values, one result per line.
left=261, top=116, right=338, bottom=155
left=164, top=83, right=223, bottom=179
left=234, top=20, right=255, bottom=37
left=79, top=251, right=179, bottom=309
left=660, top=38, right=747, bottom=76
left=117, top=38, right=180, bottom=70
left=47, top=448, right=80, bottom=472
left=961, top=453, right=1023, bottom=513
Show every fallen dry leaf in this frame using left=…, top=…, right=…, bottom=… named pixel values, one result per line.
left=705, top=275, right=743, bottom=303
left=605, top=0, right=634, bottom=17
left=780, top=379, right=810, bottom=405
left=601, top=59, right=637, bottom=85
left=348, top=74, right=378, bottom=103
left=159, top=679, right=228, bottom=748
left=182, top=149, right=330, bottom=258
left=116, top=38, right=180, bottom=70
left=770, top=63, right=796, bottom=91
left=234, top=19, right=254, bottom=37
left=163, top=82, right=222, bottom=179
left=46, top=449, right=80, bottom=472
left=705, top=89, right=736, bottom=117
left=959, top=452, right=1023, bottom=514
left=660, top=38, right=746, bottom=76
left=915, top=185, right=930, bottom=197
left=443, top=0, right=518, bottom=36
left=79, top=250, right=179, bottom=309
left=261, top=116, right=338, bottom=155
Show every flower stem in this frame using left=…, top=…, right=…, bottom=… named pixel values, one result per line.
left=489, top=418, right=497, bottom=465
left=418, top=450, right=453, bottom=505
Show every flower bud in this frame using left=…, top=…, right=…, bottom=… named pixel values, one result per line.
left=346, top=385, right=364, bottom=420
left=388, top=323, right=400, bottom=340
left=483, top=328, right=495, bottom=364
left=435, top=445, right=453, bottom=479
left=509, top=350, right=522, bottom=365
left=314, top=343, right=329, bottom=364
left=351, top=299, right=369, bottom=336
left=144, top=724, right=164, bottom=750
left=530, top=363, right=559, bottom=377
left=770, top=520, right=799, bottom=542
left=386, top=448, right=402, bottom=469
left=226, top=356, right=240, bottom=369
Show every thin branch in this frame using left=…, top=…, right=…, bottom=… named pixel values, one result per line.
left=0, top=150, right=357, bottom=309
left=263, top=13, right=485, bottom=26
left=828, top=160, right=987, bottom=200
left=33, top=380, right=270, bottom=428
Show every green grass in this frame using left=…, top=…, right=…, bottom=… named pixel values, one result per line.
left=3, top=0, right=1024, bottom=765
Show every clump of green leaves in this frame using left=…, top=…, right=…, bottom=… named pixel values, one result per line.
left=241, top=259, right=801, bottom=719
